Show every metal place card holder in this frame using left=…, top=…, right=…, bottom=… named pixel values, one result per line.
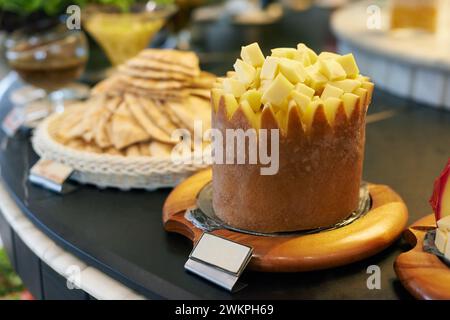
left=29, top=159, right=77, bottom=194
left=185, top=233, right=253, bottom=292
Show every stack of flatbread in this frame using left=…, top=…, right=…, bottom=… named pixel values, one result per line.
left=50, top=49, right=214, bottom=157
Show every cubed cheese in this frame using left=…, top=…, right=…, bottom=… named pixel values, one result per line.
left=318, top=52, right=341, bottom=60
left=330, top=79, right=361, bottom=93
left=233, top=59, right=256, bottom=87
left=291, top=91, right=311, bottom=112
left=319, top=59, right=347, bottom=81
left=435, top=228, right=448, bottom=254
left=295, top=83, right=315, bottom=98
left=278, top=58, right=307, bottom=84
left=297, top=43, right=318, bottom=64
left=211, top=88, right=224, bottom=112
left=271, top=48, right=301, bottom=60
left=224, top=93, right=239, bottom=118
left=353, top=87, right=368, bottom=108
left=241, top=42, right=265, bottom=67
left=302, top=99, right=322, bottom=129
left=321, top=84, right=344, bottom=100
left=324, top=97, right=342, bottom=124
left=438, top=216, right=450, bottom=232
left=306, top=64, right=328, bottom=91
left=261, top=74, right=294, bottom=106
left=260, top=57, right=280, bottom=80
left=223, top=78, right=246, bottom=97
left=337, top=53, right=360, bottom=78
left=240, top=89, right=262, bottom=113
left=341, top=92, right=359, bottom=118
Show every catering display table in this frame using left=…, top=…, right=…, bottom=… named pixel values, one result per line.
left=0, top=71, right=449, bottom=299
left=0, top=5, right=449, bottom=300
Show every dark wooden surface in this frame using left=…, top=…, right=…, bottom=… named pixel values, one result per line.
left=0, top=6, right=449, bottom=299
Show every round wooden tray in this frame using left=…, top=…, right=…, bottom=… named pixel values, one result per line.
left=163, top=169, right=409, bottom=272
left=394, top=214, right=450, bottom=300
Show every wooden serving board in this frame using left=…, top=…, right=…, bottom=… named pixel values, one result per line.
left=163, top=169, right=409, bottom=272
left=394, top=214, right=450, bottom=300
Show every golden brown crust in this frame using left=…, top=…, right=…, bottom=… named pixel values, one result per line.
left=212, top=84, right=373, bottom=232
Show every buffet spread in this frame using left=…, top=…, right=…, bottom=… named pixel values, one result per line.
left=3, top=5, right=450, bottom=296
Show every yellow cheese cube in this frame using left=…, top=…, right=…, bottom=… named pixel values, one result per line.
left=259, top=79, right=272, bottom=93
left=260, top=57, right=280, bottom=80
left=295, top=83, right=315, bottom=98
left=297, top=43, right=318, bottom=64
left=271, top=48, right=301, bottom=60
left=330, top=79, right=361, bottom=93
left=224, top=93, right=239, bottom=118
left=445, top=240, right=450, bottom=260
left=223, top=78, right=246, bottom=97
left=321, top=84, right=344, bottom=100
left=337, top=53, right=360, bottom=78
left=341, top=92, right=359, bottom=118
left=240, top=89, right=262, bottom=113
left=324, top=97, right=341, bottom=124
left=356, top=75, right=370, bottom=82
left=353, top=87, right=368, bottom=107
left=278, top=58, right=307, bottom=84
left=305, top=64, right=328, bottom=91
left=291, top=91, right=311, bottom=112
left=438, top=216, right=450, bottom=232
left=241, top=42, right=265, bottom=67
left=319, top=59, right=347, bottom=81
left=302, top=99, right=322, bottom=129
left=250, top=67, right=261, bottom=89
left=261, top=74, right=294, bottom=106
left=240, top=100, right=258, bottom=128
left=233, top=59, right=256, bottom=87
left=436, top=228, right=448, bottom=254
left=211, top=88, right=224, bottom=112
left=318, top=52, right=341, bottom=60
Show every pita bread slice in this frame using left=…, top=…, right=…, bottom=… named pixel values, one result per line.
left=149, top=141, right=173, bottom=157
left=118, top=75, right=185, bottom=90
left=137, top=97, right=177, bottom=136
left=126, top=58, right=198, bottom=77
left=153, top=100, right=184, bottom=128
left=110, top=100, right=150, bottom=149
left=166, top=100, right=197, bottom=132
left=53, top=104, right=88, bottom=143
left=118, top=64, right=190, bottom=81
left=94, top=96, right=121, bottom=148
left=104, top=146, right=123, bottom=156
left=187, top=96, right=211, bottom=129
left=138, top=49, right=200, bottom=70
left=187, top=88, right=210, bottom=100
left=125, top=144, right=141, bottom=157
left=188, top=72, right=216, bottom=89
left=138, top=142, right=152, bottom=156
left=124, top=94, right=174, bottom=144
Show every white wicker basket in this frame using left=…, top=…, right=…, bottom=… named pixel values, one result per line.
left=31, top=113, right=211, bottom=190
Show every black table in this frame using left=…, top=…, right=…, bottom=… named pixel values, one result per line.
left=0, top=7, right=449, bottom=300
